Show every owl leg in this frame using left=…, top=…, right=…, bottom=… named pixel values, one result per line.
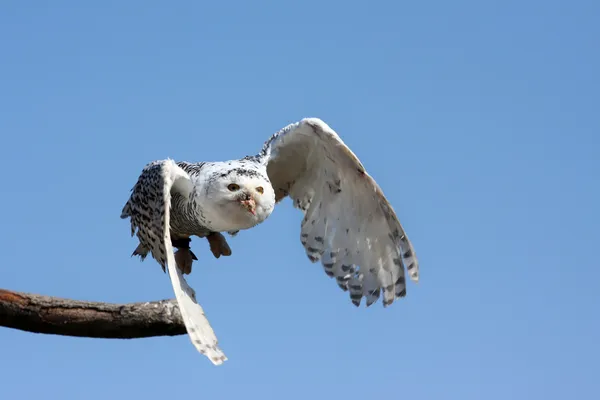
left=206, top=232, right=232, bottom=259
left=172, top=237, right=197, bottom=275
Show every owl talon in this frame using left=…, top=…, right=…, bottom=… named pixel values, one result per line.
left=171, top=237, right=197, bottom=274
left=207, top=232, right=232, bottom=259
left=174, top=248, right=195, bottom=275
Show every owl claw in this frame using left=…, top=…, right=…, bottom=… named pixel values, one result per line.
left=207, top=232, right=232, bottom=259
left=174, top=248, right=195, bottom=275
left=171, top=237, right=197, bottom=274
left=171, top=233, right=231, bottom=273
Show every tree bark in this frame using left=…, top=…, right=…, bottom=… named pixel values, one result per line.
left=0, top=288, right=186, bottom=339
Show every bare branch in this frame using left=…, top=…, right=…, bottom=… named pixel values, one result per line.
left=0, top=288, right=186, bottom=339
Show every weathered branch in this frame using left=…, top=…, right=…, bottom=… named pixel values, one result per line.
left=0, top=288, right=186, bottom=339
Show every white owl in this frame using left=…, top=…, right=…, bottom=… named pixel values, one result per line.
left=121, top=118, right=419, bottom=365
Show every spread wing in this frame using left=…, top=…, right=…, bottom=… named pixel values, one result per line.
left=261, top=118, right=419, bottom=307
left=120, top=159, right=227, bottom=365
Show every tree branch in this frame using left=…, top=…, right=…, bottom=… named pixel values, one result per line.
left=0, top=288, right=186, bottom=339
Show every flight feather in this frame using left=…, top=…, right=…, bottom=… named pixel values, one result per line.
left=121, top=159, right=226, bottom=365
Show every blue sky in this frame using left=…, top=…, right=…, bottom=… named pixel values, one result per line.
left=1, top=1, right=598, bottom=399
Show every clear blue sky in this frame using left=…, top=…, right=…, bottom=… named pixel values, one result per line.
left=1, top=1, right=598, bottom=399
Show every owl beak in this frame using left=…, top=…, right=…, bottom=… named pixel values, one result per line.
left=239, top=196, right=256, bottom=215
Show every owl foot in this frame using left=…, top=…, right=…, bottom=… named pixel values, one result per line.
left=172, top=237, right=197, bottom=275
left=206, top=232, right=232, bottom=259
left=174, top=248, right=197, bottom=275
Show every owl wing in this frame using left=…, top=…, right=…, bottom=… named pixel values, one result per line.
left=261, top=118, right=419, bottom=307
left=121, top=159, right=227, bottom=365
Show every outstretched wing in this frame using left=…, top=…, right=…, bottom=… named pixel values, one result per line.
left=121, top=159, right=227, bottom=365
left=261, top=118, right=419, bottom=307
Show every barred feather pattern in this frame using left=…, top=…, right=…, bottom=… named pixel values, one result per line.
left=120, top=159, right=227, bottom=365
left=120, top=117, right=419, bottom=367
left=262, top=118, right=419, bottom=307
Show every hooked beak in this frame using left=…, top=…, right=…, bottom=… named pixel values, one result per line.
left=239, top=196, right=256, bottom=215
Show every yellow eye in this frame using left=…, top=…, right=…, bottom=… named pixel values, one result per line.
left=256, top=186, right=264, bottom=194
left=227, top=183, right=240, bottom=192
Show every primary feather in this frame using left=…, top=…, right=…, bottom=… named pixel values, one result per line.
left=121, top=160, right=226, bottom=365
left=261, top=119, right=419, bottom=306
left=121, top=118, right=419, bottom=365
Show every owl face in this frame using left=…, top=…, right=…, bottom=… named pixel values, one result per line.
left=205, top=166, right=276, bottom=231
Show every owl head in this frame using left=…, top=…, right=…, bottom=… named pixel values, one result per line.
left=204, top=164, right=276, bottom=231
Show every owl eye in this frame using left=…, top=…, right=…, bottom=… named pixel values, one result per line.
left=256, top=186, right=264, bottom=194
left=227, top=183, right=240, bottom=192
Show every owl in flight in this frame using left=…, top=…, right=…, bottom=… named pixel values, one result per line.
left=121, top=118, right=419, bottom=365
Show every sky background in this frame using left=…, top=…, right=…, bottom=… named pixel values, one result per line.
left=1, top=1, right=599, bottom=399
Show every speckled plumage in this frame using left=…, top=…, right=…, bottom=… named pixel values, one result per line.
left=121, top=118, right=419, bottom=365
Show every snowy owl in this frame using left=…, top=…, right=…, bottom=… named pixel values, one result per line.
left=121, top=118, right=419, bottom=365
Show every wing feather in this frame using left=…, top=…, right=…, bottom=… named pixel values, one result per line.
left=121, top=159, right=227, bottom=364
left=262, top=118, right=419, bottom=307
